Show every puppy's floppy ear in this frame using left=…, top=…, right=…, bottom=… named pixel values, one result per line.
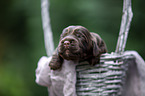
left=88, top=40, right=100, bottom=65
left=89, top=33, right=107, bottom=65
left=49, top=49, right=63, bottom=70
left=92, top=33, right=107, bottom=56
left=92, top=40, right=100, bottom=57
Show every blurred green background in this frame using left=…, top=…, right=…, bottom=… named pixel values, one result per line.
left=0, top=0, right=144, bottom=96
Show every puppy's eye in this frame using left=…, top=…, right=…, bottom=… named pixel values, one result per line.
left=76, top=34, right=82, bottom=38
left=70, top=40, right=75, bottom=44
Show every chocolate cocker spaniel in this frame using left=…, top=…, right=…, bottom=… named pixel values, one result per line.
left=49, top=26, right=107, bottom=70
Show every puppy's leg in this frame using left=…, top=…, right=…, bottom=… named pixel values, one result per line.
left=49, top=49, right=63, bottom=70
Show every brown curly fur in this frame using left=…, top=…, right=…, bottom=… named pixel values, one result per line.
left=49, top=26, right=107, bottom=70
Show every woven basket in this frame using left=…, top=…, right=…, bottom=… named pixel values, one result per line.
left=76, top=53, right=134, bottom=96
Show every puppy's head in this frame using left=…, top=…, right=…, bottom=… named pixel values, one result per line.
left=58, top=26, right=94, bottom=61
left=49, top=26, right=107, bottom=70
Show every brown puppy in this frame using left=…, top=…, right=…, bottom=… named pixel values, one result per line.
left=49, top=26, right=107, bottom=70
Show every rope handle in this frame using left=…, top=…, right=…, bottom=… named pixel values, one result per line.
left=115, top=0, right=133, bottom=54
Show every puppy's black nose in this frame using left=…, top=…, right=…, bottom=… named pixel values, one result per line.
left=64, top=41, right=70, bottom=48
left=64, top=41, right=70, bottom=45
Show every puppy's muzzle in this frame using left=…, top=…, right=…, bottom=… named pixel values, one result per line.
left=61, top=36, right=78, bottom=48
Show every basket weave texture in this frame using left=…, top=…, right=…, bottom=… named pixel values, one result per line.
left=76, top=53, right=134, bottom=96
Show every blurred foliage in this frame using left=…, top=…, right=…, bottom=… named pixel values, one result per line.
left=0, top=0, right=144, bottom=96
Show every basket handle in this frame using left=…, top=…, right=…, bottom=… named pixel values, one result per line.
left=115, top=0, right=133, bottom=54
left=41, top=0, right=55, bottom=56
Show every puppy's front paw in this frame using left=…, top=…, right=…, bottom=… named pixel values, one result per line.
left=49, top=60, right=62, bottom=70
left=49, top=54, right=63, bottom=70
